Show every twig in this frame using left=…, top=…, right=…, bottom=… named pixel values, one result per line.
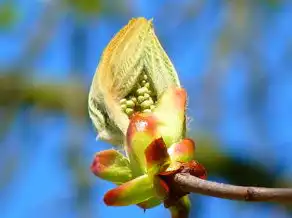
left=174, top=173, right=292, bottom=203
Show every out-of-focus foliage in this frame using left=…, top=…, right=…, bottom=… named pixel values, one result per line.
left=67, top=0, right=101, bottom=14
left=65, top=0, right=129, bottom=16
left=0, top=1, right=17, bottom=29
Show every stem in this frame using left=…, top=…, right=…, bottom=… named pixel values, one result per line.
left=174, top=173, right=292, bottom=203
left=169, top=196, right=190, bottom=218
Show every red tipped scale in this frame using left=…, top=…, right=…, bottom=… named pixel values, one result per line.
left=126, top=113, right=160, bottom=175
left=91, top=149, right=132, bottom=184
left=157, top=160, right=207, bottom=208
left=103, top=175, right=154, bottom=206
left=145, top=137, right=170, bottom=177
left=126, top=113, right=158, bottom=147
left=172, top=87, right=187, bottom=110
left=152, top=87, right=187, bottom=147
left=168, top=138, right=196, bottom=169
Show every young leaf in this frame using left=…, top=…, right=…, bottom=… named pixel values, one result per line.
left=153, top=87, right=187, bottom=147
left=103, top=175, right=155, bottom=206
left=91, top=149, right=132, bottom=184
left=168, top=138, right=196, bottom=170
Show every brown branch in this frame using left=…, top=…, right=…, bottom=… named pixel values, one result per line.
left=174, top=173, right=292, bottom=203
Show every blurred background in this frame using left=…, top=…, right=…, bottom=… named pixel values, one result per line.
left=1, top=0, right=292, bottom=217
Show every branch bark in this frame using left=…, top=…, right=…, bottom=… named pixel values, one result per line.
left=174, top=173, right=292, bottom=203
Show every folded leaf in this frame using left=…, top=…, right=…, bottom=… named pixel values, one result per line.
left=88, top=17, right=182, bottom=144
left=104, top=175, right=155, bottom=206
left=91, top=149, right=132, bottom=184
left=88, top=18, right=153, bottom=142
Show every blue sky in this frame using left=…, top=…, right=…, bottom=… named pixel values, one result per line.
left=1, top=1, right=292, bottom=218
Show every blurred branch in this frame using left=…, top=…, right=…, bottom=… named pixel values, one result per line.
left=0, top=1, right=17, bottom=29
left=174, top=173, right=292, bottom=203
left=0, top=74, right=87, bottom=120
left=193, top=136, right=283, bottom=187
left=0, top=1, right=62, bottom=136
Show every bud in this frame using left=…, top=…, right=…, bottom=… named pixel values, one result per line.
left=88, top=17, right=180, bottom=145
left=89, top=17, right=207, bottom=217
